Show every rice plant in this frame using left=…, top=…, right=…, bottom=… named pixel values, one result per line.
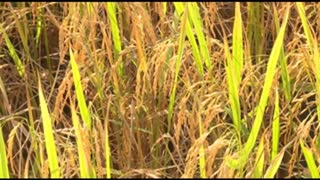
left=0, top=2, right=319, bottom=178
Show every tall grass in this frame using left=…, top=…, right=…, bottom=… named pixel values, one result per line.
left=1, top=2, right=320, bottom=178
left=226, top=5, right=290, bottom=170
left=224, top=2, right=245, bottom=137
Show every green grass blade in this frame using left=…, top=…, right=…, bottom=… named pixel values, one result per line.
left=263, top=148, right=285, bottom=178
left=174, top=2, right=204, bottom=75
left=197, top=102, right=206, bottom=178
left=0, top=126, right=9, bottom=178
left=273, top=4, right=291, bottom=102
left=35, top=7, right=43, bottom=46
left=225, top=46, right=241, bottom=134
left=226, top=6, right=290, bottom=169
left=167, top=3, right=188, bottom=131
left=10, top=5, right=31, bottom=61
left=224, top=2, right=244, bottom=135
left=105, top=99, right=112, bottom=178
left=299, top=139, right=320, bottom=178
left=166, top=4, right=189, bottom=168
left=87, top=2, right=94, bottom=15
left=70, top=48, right=92, bottom=130
left=105, top=125, right=112, bottom=178
left=253, top=137, right=264, bottom=178
left=271, top=88, right=280, bottom=160
left=38, top=77, right=60, bottom=178
left=232, top=2, right=243, bottom=85
left=0, top=76, right=10, bottom=178
left=71, top=104, right=91, bottom=178
left=0, top=23, right=24, bottom=77
left=163, top=2, right=167, bottom=16
left=296, top=2, right=314, bottom=50
left=106, top=2, right=123, bottom=77
left=188, top=2, right=212, bottom=70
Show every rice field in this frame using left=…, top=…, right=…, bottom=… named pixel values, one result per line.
left=0, top=2, right=320, bottom=178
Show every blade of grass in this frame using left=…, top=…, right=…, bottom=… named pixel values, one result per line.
left=232, top=2, right=244, bottom=85
left=0, top=23, right=24, bottom=77
left=299, top=139, right=320, bottom=178
left=38, top=75, right=60, bottom=178
left=87, top=2, right=94, bottom=16
left=163, top=2, right=167, bottom=17
left=296, top=2, right=314, bottom=50
left=71, top=102, right=91, bottom=178
left=0, top=124, right=9, bottom=178
left=9, top=3, right=32, bottom=61
left=253, top=137, right=264, bottom=178
left=167, top=3, right=188, bottom=132
left=35, top=7, right=43, bottom=46
left=106, top=2, right=123, bottom=77
left=273, top=4, right=291, bottom=102
left=166, top=3, right=188, bottom=168
left=188, top=2, right=212, bottom=71
left=271, top=88, right=280, bottom=160
left=264, top=147, right=286, bottom=178
left=105, top=97, right=112, bottom=178
left=70, top=48, right=92, bottom=130
left=196, top=91, right=206, bottom=178
left=174, top=2, right=204, bottom=76
left=224, top=2, right=245, bottom=135
left=226, top=6, right=290, bottom=169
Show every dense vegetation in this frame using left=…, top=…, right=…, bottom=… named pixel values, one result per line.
left=0, top=2, right=320, bottom=178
